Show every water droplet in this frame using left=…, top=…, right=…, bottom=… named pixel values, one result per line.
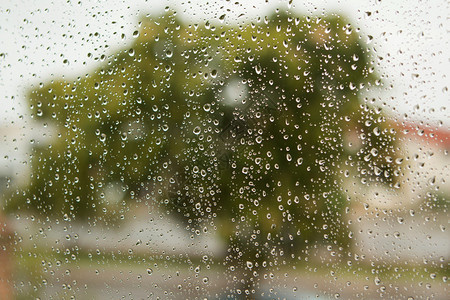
left=246, top=261, right=253, bottom=269
left=193, top=126, right=201, bottom=135
left=255, top=65, right=262, bottom=74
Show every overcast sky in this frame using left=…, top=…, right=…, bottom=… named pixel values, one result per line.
left=0, top=0, right=448, bottom=173
left=1, top=0, right=448, bottom=123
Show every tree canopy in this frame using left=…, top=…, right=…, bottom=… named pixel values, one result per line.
left=14, top=11, right=399, bottom=271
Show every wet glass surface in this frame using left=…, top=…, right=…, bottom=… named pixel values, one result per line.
left=0, top=1, right=448, bottom=299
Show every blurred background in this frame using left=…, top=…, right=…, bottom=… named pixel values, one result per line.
left=0, top=0, right=448, bottom=299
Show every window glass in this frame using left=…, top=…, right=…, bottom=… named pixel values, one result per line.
left=0, top=0, right=448, bottom=299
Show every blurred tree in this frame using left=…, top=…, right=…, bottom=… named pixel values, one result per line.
left=12, top=10, right=400, bottom=297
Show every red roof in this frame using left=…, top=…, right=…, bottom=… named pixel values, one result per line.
left=400, top=122, right=450, bottom=148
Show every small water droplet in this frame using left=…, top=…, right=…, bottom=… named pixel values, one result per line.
left=193, top=126, right=201, bottom=135
left=255, top=65, right=262, bottom=74
left=246, top=261, right=253, bottom=269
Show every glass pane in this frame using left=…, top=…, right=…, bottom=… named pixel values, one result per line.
left=1, top=0, right=447, bottom=299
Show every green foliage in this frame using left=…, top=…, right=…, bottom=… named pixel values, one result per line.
left=13, top=11, right=399, bottom=256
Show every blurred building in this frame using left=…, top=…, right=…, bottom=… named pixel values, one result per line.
left=348, top=121, right=449, bottom=263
